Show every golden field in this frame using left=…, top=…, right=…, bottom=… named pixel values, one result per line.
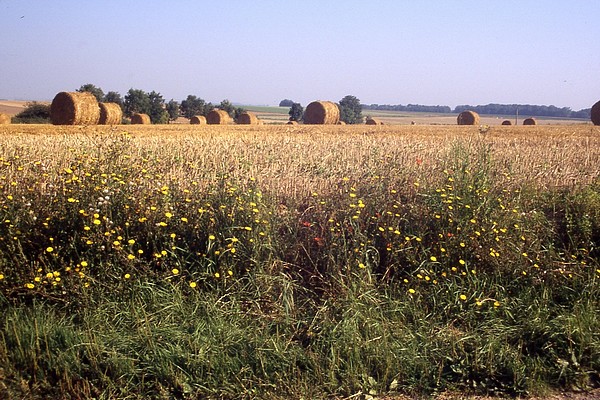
left=1, top=123, right=598, bottom=195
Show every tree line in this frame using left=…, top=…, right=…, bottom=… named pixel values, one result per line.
left=13, top=84, right=247, bottom=124
left=363, top=102, right=591, bottom=119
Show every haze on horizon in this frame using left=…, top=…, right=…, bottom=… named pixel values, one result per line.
left=1, top=0, right=598, bottom=111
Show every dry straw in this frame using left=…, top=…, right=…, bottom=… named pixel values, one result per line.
left=190, top=115, right=207, bottom=125
left=304, top=101, right=340, bottom=124
left=207, top=109, right=231, bottom=125
left=50, top=91, right=100, bottom=125
left=98, top=102, right=123, bottom=125
left=237, top=111, right=259, bottom=125
left=131, top=113, right=151, bottom=124
left=591, top=100, right=600, bottom=125
left=365, top=117, right=383, bottom=125
left=457, top=110, right=480, bottom=125
left=523, top=117, right=537, bottom=125
left=0, top=113, right=10, bottom=124
left=501, top=120, right=512, bottom=125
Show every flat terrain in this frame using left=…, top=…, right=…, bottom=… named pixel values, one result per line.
left=1, top=101, right=590, bottom=126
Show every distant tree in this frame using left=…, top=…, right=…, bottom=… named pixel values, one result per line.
left=279, top=99, right=294, bottom=107
left=148, top=91, right=169, bottom=124
left=77, top=84, right=105, bottom=102
left=103, top=91, right=123, bottom=107
left=180, top=95, right=209, bottom=119
left=12, top=102, right=51, bottom=124
left=339, top=95, right=363, bottom=124
left=166, top=99, right=180, bottom=123
left=289, top=102, right=304, bottom=122
left=123, top=88, right=151, bottom=117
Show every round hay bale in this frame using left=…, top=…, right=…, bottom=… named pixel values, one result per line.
left=591, top=100, right=600, bottom=125
left=237, top=111, right=259, bottom=125
left=523, top=117, right=537, bottom=125
left=304, top=101, right=340, bottom=124
left=457, top=110, right=480, bottom=125
left=206, top=109, right=231, bottom=125
left=501, top=120, right=512, bottom=125
left=287, top=120, right=299, bottom=125
left=50, top=91, right=100, bottom=125
left=337, top=121, right=346, bottom=125
left=98, top=102, right=123, bottom=125
left=0, top=113, right=11, bottom=124
left=365, top=117, right=383, bottom=125
left=131, top=113, right=151, bottom=124
left=190, top=115, right=206, bottom=125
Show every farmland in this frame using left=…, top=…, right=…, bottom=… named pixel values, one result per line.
left=0, top=123, right=599, bottom=399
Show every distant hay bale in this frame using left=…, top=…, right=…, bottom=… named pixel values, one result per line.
left=237, top=111, right=259, bottom=125
left=50, top=91, right=100, bottom=125
left=501, top=120, right=512, bottom=125
left=0, top=113, right=10, bottom=124
left=287, top=120, right=299, bottom=125
left=206, top=109, right=231, bottom=125
left=98, top=102, right=123, bottom=125
left=591, top=100, right=600, bottom=125
left=337, top=121, right=346, bottom=125
left=131, top=113, right=151, bottom=124
left=304, top=101, right=340, bottom=124
left=457, top=110, right=480, bottom=125
left=523, top=117, right=537, bottom=125
left=365, top=117, right=383, bottom=125
left=190, top=115, right=206, bottom=125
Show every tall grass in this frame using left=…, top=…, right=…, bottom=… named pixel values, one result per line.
left=0, top=124, right=598, bottom=398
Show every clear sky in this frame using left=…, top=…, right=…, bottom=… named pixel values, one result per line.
left=1, top=0, right=598, bottom=110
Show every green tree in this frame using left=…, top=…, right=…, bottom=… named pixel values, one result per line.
left=103, top=91, right=123, bottom=107
left=166, top=99, right=180, bottom=123
left=180, top=95, right=209, bottom=119
left=289, top=102, right=304, bottom=122
left=148, top=91, right=169, bottom=124
left=12, top=102, right=51, bottom=124
left=123, top=88, right=151, bottom=117
left=77, top=84, right=104, bottom=102
left=279, top=99, right=294, bottom=107
left=339, top=95, right=363, bottom=124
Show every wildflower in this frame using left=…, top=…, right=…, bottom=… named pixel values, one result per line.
left=209, top=235, right=216, bottom=241
left=46, top=246, right=54, bottom=253
left=127, top=254, right=135, bottom=260
left=93, top=219, right=101, bottom=225
left=459, top=259, right=466, bottom=265
left=214, top=272, right=220, bottom=278
left=358, top=262, right=366, bottom=269
left=181, top=217, right=188, bottom=223
left=124, top=273, right=131, bottom=279
left=494, top=301, right=500, bottom=307
left=459, top=294, right=467, bottom=301
left=430, top=256, right=437, bottom=262
left=0, top=274, right=3, bottom=280
left=25, top=283, right=35, bottom=289
left=189, top=281, right=197, bottom=288
left=172, top=268, right=179, bottom=275
left=165, top=212, right=173, bottom=218
left=408, top=288, right=416, bottom=294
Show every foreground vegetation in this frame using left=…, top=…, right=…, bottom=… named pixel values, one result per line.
left=0, top=124, right=599, bottom=399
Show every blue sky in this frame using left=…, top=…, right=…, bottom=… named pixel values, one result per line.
left=1, top=0, right=598, bottom=110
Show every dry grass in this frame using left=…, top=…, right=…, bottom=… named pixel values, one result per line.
left=0, top=124, right=598, bottom=200
left=131, top=113, right=150, bottom=124
left=50, top=91, right=100, bottom=125
left=304, top=101, right=340, bottom=124
left=98, top=102, right=122, bottom=125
